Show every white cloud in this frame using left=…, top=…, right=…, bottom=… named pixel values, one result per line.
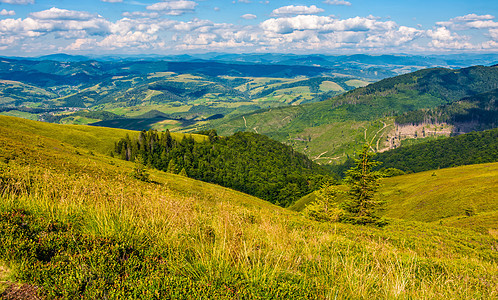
left=64, top=38, right=97, bottom=51
left=30, top=7, right=97, bottom=21
left=436, top=14, right=498, bottom=30
left=450, top=14, right=494, bottom=22
left=122, top=11, right=161, bottom=18
left=271, top=5, right=324, bottom=17
left=146, top=1, right=197, bottom=15
left=97, top=31, right=158, bottom=49
left=261, top=15, right=396, bottom=34
left=0, top=8, right=111, bottom=40
left=323, top=0, right=351, bottom=6
left=0, top=5, right=495, bottom=55
left=241, top=14, right=257, bottom=20
left=0, top=0, right=34, bottom=4
left=489, top=28, right=498, bottom=40
left=426, top=26, right=475, bottom=50
left=0, top=9, right=15, bottom=16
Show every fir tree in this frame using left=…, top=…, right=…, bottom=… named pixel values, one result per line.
left=131, top=154, right=150, bottom=182
left=343, top=144, right=385, bottom=225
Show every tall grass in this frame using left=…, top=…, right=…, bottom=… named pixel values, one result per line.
left=1, top=158, right=496, bottom=299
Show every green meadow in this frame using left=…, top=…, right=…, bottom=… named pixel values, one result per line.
left=0, top=116, right=496, bottom=299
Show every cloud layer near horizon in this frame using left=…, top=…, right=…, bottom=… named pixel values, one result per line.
left=0, top=3, right=496, bottom=55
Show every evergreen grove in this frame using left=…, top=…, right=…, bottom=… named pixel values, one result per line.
left=114, top=130, right=332, bottom=207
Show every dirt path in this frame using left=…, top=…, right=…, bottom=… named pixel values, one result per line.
left=315, top=151, right=328, bottom=160
left=243, top=116, right=247, bottom=127
left=373, top=121, right=389, bottom=151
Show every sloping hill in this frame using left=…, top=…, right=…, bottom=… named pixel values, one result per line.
left=378, top=163, right=498, bottom=223
left=292, top=162, right=498, bottom=235
left=0, top=115, right=206, bottom=155
left=395, top=88, right=498, bottom=132
left=0, top=117, right=496, bottom=299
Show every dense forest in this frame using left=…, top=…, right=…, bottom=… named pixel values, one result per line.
left=114, top=130, right=332, bottom=206
left=374, top=128, right=498, bottom=173
left=394, top=88, right=497, bottom=128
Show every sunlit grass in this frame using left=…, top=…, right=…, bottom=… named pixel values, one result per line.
left=0, top=117, right=497, bottom=298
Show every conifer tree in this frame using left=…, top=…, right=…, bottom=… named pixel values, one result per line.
left=167, top=159, right=178, bottom=174
left=179, top=167, right=188, bottom=177
left=132, top=154, right=150, bottom=182
left=343, top=144, right=384, bottom=225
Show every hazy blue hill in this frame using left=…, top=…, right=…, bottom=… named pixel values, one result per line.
left=37, top=54, right=91, bottom=62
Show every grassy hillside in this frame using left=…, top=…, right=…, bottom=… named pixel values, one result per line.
left=292, top=162, right=498, bottom=234
left=0, top=116, right=206, bottom=155
left=378, top=163, right=498, bottom=223
left=0, top=117, right=497, bottom=299
left=210, top=65, right=498, bottom=162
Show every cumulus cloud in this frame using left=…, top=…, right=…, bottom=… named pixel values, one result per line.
left=0, top=0, right=34, bottom=4
left=489, top=28, right=498, bottom=40
left=436, top=14, right=498, bottom=30
left=261, top=15, right=396, bottom=34
left=0, top=8, right=111, bottom=41
left=271, top=5, right=324, bottom=17
left=241, top=14, right=257, bottom=20
left=0, top=4, right=495, bottom=55
left=146, top=1, right=197, bottom=15
left=323, top=0, right=351, bottom=6
left=0, top=9, right=15, bottom=16
left=425, top=14, right=498, bottom=51
left=30, top=7, right=97, bottom=21
left=426, top=26, right=474, bottom=50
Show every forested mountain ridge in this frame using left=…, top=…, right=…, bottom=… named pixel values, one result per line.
left=374, top=128, right=498, bottom=173
left=394, top=88, right=497, bottom=132
left=210, top=65, right=498, bottom=162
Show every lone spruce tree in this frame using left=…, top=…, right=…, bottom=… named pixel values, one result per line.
left=343, top=144, right=384, bottom=225
left=132, top=154, right=150, bottom=182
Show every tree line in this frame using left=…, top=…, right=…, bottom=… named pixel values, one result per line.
left=114, top=130, right=333, bottom=207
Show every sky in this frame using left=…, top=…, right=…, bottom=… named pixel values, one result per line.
left=0, top=0, right=497, bottom=56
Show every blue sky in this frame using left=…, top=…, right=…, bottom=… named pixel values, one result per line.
left=0, top=0, right=497, bottom=56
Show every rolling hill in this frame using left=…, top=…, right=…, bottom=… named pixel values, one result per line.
left=210, top=65, right=498, bottom=163
left=291, top=162, right=498, bottom=236
left=0, top=57, right=373, bottom=131
left=0, top=116, right=496, bottom=299
left=2, top=54, right=496, bottom=135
